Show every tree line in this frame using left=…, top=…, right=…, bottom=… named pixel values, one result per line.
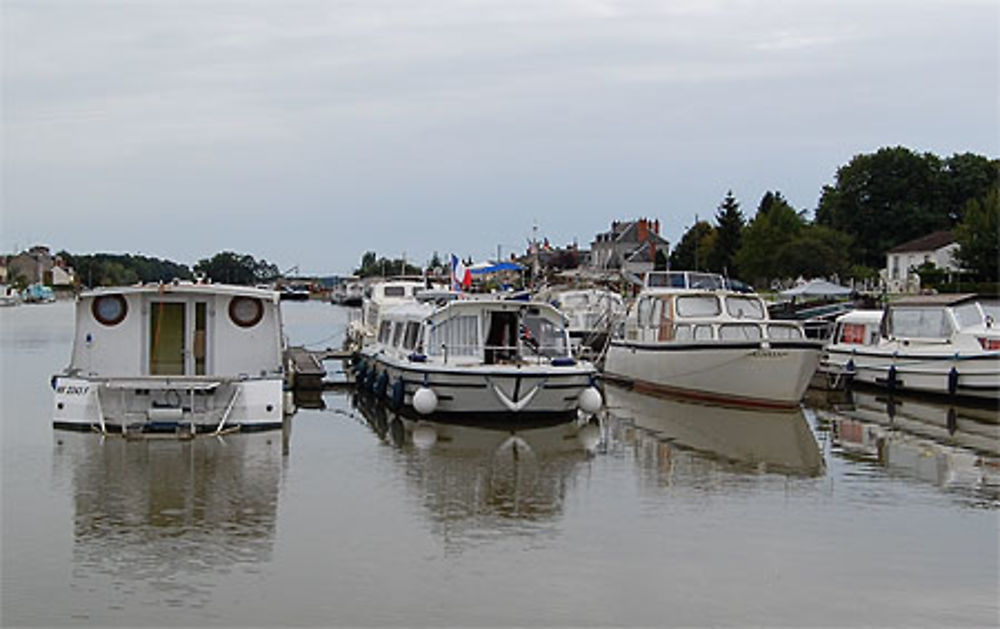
left=60, top=251, right=281, bottom=288
left=669, top=146, right=998, bottom=289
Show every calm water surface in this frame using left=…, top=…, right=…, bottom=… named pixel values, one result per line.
left=2, top=300, right=998, bottom=627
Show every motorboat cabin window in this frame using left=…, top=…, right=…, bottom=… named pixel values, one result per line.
left=521, top=314, right=568, bottom=358
left=383, top=286, right=406, bottom=298
left=403, top=321, right=421, bottom=351
left=229, top=296, right=264, bottom=328
left=194, top=302, right=207, bottom=375
left=837, top=322, right=867, bottom=344
left=92, top=294, right=128, bottom=326
left=674, top=324, right=713, bottom=341
left=378, top=320, right=393, bottom=344
left=428, top=315, right=479, bottom=357
left=953, top=302, right=986, bottom=329
left=676, top=295, right=720, bottom=318
left=726, top=296, right=765, bottom=320
left=767, top=324, right=804, bottom=340
left=719, top=323, right=762, bottom=341
left=889, top=307, right=952, bottom=339
left=637, top=297, right=662, bottom=329
left=391, top=322, right=404, bottom=347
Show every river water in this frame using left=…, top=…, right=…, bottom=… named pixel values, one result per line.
left=2, top=300, right=997, bottom=627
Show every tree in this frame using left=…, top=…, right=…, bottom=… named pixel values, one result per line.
left=815, top=147, right=998, bottom=268
left=60, top=251, right=192, bottom=287
left=735, top=192, right=805, bottom=285
left=669, top=220, right=715, bottom=271
left=194, top=252, right=277, bottom=285
left=706, top=190, right=744, bottom=276
left=954, top=188, right=1000, bottom=282
left=353, top=251, right=422, bottom=278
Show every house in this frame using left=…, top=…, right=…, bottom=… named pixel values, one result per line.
left=883, top=231, right=960, bottom=294
left=589, top=218, right=669, bottom=276
left=6, top=245, right=54, bottom=286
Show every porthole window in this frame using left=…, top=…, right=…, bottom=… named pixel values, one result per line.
left=92, top=294, right=128, bottom=326
left=229, top=296, right=264, bottom=328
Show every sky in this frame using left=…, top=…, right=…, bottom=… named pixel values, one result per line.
left=2, top=0, right=997, bottom=275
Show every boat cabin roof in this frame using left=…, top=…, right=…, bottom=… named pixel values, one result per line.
left=834, top=309, right=883, bottom=325
left=428, top=299, right=566, bottom=323
left=81, top=282, right=279, bottom=302
left=888, top=293, right=980, bottom=308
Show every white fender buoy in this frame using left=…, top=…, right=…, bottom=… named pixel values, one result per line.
left=411, top=424, right=438, bottom=448
left=577, top=386, right=602, bottom=414
left=412, top=386, right=438, bottom=415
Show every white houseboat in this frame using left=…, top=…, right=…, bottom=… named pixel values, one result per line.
left=52, top=282, right=288, bottom=435
left=354, top=298, right=603, bottom=422
left=603, top=271, right=821, bottom=409
left=824, top=294, right=1000, bottom=401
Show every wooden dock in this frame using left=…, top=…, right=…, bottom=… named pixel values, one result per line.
left=285, top=346, right=354, bottom=391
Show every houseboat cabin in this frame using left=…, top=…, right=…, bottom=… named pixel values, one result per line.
left=52, top=282, right=287, bottom=435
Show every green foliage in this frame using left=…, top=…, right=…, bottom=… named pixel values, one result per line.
left=816, top=147, right=998, bottom=267
left=354, top=250, right=422, bottom=278
left=193, top=252, right=279, bottom=285
left=706, top=190, right=744, bottom=276
left=61, top=251, right=192, bottom=288
left=669, top=220, right=714, bottom=271
left=733, top=191, right=852, bottom=286
left=954, top=188, right=1000, bottom=282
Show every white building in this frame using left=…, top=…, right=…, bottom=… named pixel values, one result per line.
left=883, top=231, right=960, bottom=294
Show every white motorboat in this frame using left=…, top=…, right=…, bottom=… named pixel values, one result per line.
left=603, top=271, right=821, bottom=409
left=0, top=284, right=21, bottom=307
left=354, top=298, right=603, bottom=422
left=344, top=277, right=427, bottom=352
left=824, top=294, right=1000, bottom=401
left=52, top=282, right=288, bottom=435
left=538, top=286, right=626, bottom=357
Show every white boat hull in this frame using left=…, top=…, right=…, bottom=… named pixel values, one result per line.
left=604, top=341, right=820, bottom=409
left=357, top=353, right=597, bottom=421
left=52, top=375, right=286, bottom=433
left=825, top=348, right=1000, bottom=400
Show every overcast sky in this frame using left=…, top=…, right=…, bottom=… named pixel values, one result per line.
left=2, top=0, right=997, bottom=274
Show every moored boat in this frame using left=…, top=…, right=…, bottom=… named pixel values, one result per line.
left=538, top=286, right=626, bottom=358
left=603, top=271, right=821, bottom=409
left=354, top=298, right=603, bottom=422
left=823, top=294, right=1000, bottom=401
left=52, top=281, right=288, bottom=435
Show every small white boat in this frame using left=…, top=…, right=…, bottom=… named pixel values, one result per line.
left=603, top=271, right=821, bottom=409
left=354, top=298, right=603, bottom=422
left=824, top=294, right=1000, bottom=401
left=344, top=278, right=427, bottom=351
left=538, top=287, right=626, bottom=357
left=52, top=282, right=288, bottom=435
left=0, top=284, right=21, bottom=307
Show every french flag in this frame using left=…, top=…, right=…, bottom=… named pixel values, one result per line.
left=451, top=255, right=472, bottom=291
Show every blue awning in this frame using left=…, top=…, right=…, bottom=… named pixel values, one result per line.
left=469, top=262, right=524, bottom=275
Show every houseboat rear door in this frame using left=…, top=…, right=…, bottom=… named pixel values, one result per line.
left=149, top=300, right=210, bottom=375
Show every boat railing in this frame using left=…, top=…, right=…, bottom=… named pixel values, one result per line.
left=432, top=342, right=569, bottom=364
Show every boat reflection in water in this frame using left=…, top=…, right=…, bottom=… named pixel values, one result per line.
left=350, top=391, right=599, bottom=530
left=602, top=383, right=825, bottom=478
left=818, top=388, right=1000, bottom=498
left=54, top=431, right=285, bottom=609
